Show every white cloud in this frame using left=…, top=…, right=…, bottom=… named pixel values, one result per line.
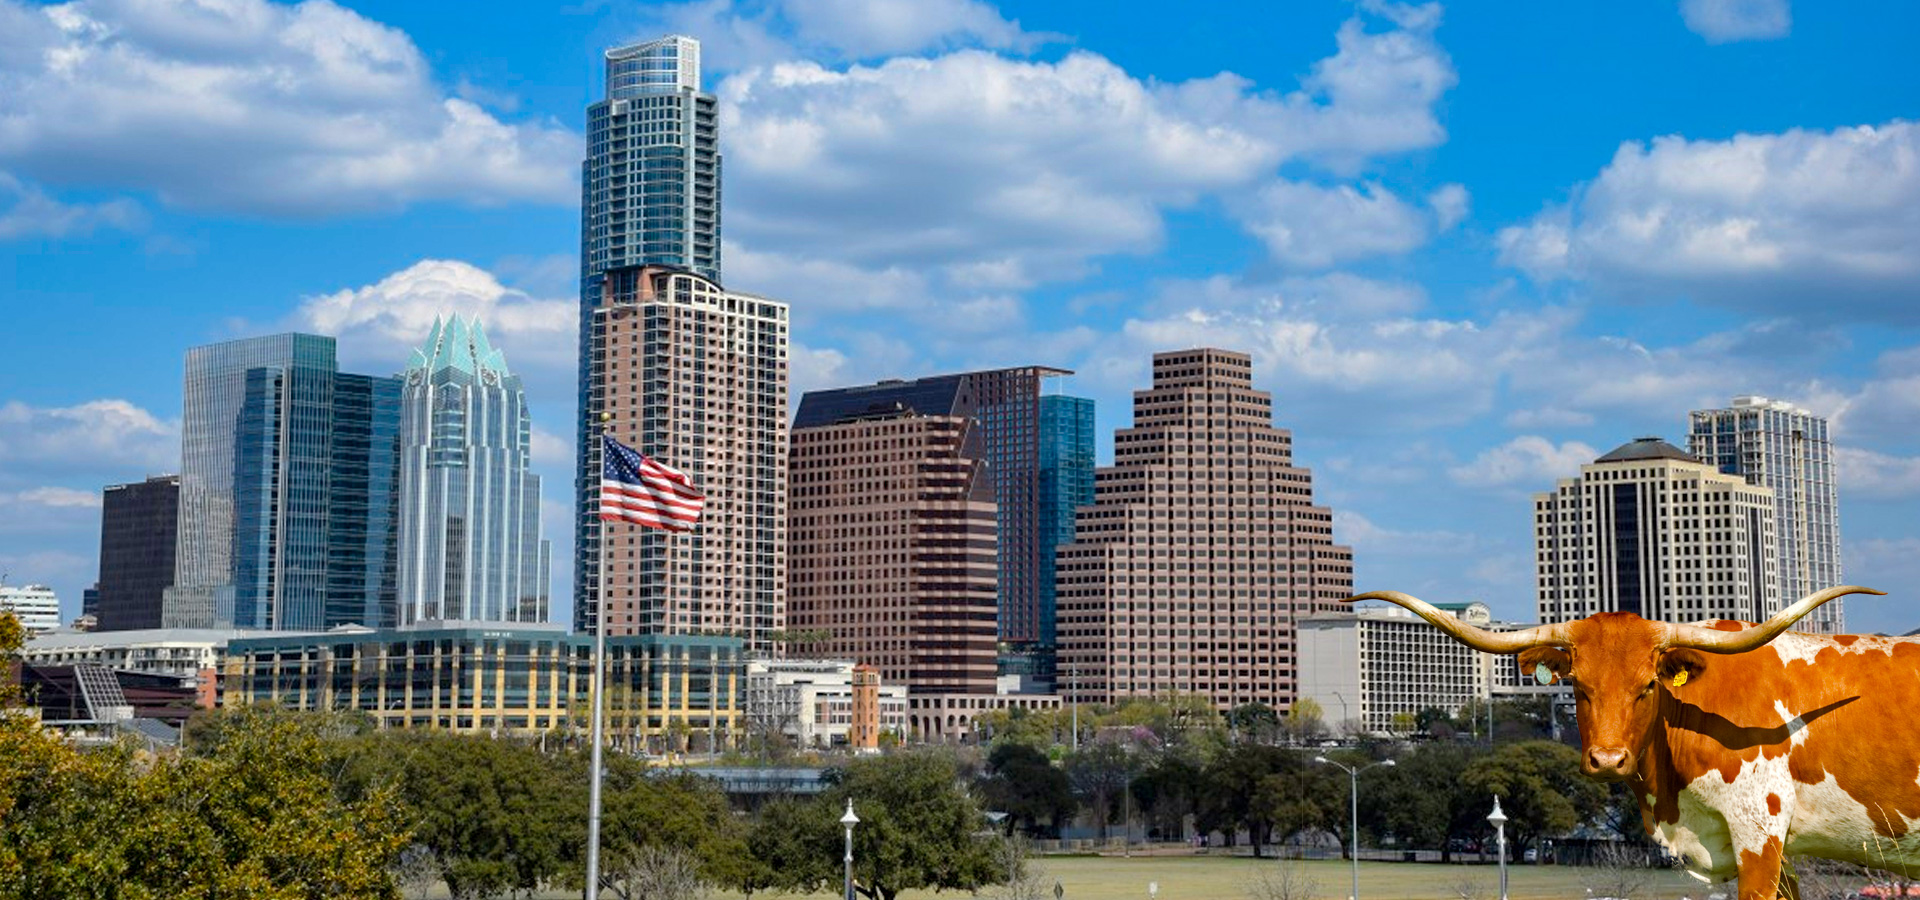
left=1680, top=0, right=1790, bottom=43
left=1234, top=180, right=1432, bottom=268
left=1449, top=436, right=1599, bottom=489
left=1333, top=509, right=1476, bottom=556
left=642, top=0, right=1041, bottom=70
left=0, top=399, right=177, bottom=476
left=0, top=172, right=143, bottom=240
left=4, top=487, right=102, bottom=509
left=719, top=2, right=1454, bottom=285
left=1428, top=182, right=1470, bottom=230
left=295, top=259, right=576, bottom=373
left=783, top=0, right=1033, bottom=58
left=1497, top=120, right=1920, bottom=320
left=0, top=0, right=578, bottom=215
left=529, top=428, right=571, bottom=468
left=1503, top=407, right=1595, bottom=429
left=1836, top=446, right=1920, bottom=498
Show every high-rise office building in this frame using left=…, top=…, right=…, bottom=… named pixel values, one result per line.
left=163, top=334, right=401, bottom=631
left=789, top=392, right=1001, bottom=696
left=95, top=474, right=179, bottom=631
left=397, top=316, right=551, bottom=623
left=1689, top=397, right=1843, bottom=633
left=1055, top=349, right=1355, bottom=710
left=1534, top=437, right=1778, bottom=625
left=1036, top=394, right=1096, bottom=650
left=790, top=368, right=1092, bottom=672
left=577, top=268, right=787, bottom=652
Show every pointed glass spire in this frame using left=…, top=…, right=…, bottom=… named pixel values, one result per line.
left=405, top=313, right=516, bottom=379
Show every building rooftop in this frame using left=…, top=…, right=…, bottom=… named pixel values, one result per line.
left=1595, top=437, right=1699, bottom=465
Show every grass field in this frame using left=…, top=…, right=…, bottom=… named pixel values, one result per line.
left=688, top=853, right=1733, bottom=900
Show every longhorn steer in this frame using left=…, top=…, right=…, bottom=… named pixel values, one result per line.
left=1346, top=586, right=1920, bottom=900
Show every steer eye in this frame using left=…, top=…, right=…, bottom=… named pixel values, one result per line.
left=1641, top=679, right=1657, bottom=695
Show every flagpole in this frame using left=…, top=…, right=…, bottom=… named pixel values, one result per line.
left=586, top=415, right=610, bottom=899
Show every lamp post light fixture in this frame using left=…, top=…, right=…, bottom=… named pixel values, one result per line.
left=841, top=799, right=860, bottom=900
left=1487, top=795, right=1509, bottom=900
left=1315, top=756, right=1395, bottom=900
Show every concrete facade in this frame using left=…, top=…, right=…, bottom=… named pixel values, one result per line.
left=742, top=658, right=907, bottom=749
left=1535, top=437, right=1778, bottom=626
left=1055, top=348, right=1354, bottom=711
left=578, top=268, right=788, bottom=654
left=788, top=405, right=1000, bottom=696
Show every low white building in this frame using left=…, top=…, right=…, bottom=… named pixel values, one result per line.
left=1298, top=601, right=1526, bottom=737
left=1, top=584, right=61, bottom=634
left=20, top=628, right=252, bottom=679
left=744, top=659, right=908, bottom=748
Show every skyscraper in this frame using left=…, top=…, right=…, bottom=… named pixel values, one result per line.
left=575, top=35, right=787, bottom=653
left=1055, top=349, right=1354, bottom=710
left=397, top=316, right=551, bottom=623
left=1534, top=437, right=1778, bottom=625
left=577, top=268, right=788, bottom=652
left=583, top=35, right=720, bottom=284
left=1689, top=397, right=1844, bottom=633
left=95, top=474, right=179, bottom=631
left=788, top=397, right=1000, bottom=696
left=789, top=368, right=1092, bottom=673
left=163, top=334, right=401, bottom=630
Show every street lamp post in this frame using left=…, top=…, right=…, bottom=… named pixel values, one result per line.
left=1314, top=756, right=1395, bottom=900
left=841, top=799, right=860, bottom=900
left=1487, top=795, right=1509, bottom=900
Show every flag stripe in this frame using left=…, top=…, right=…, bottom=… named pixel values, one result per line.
left=599, top=433, right=705, bottom=533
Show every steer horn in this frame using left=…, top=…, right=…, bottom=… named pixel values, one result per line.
left=1665, top=585, right=1887, bottom=653
left=1344, top=590, right=1571, bottom=654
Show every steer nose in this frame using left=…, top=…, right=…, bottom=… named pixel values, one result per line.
left=1587, top=747, right=1630, bottom=777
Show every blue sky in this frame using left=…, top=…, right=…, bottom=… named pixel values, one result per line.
left=3, top=0, right=1918, bottom=634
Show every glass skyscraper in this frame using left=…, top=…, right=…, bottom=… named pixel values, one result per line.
left=397, top=316, right=551, bottom=624
left=1036, top=394, right=1096, bottom=648
left=163, top=334, right=401, bottom=631
left=1689, top=396, right=1844, bottom=633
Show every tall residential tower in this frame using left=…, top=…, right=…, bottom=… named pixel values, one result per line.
left=1689, top=397, right=1843, bottom=632
left=574, top=37, right=787, bottom=653
left=397, top=316, right=551, bottom=624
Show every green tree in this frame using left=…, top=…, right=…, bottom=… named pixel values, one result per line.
left=823, top=750, right=1000, bottom=900
left=980, top=742, right=1074, bottom=836
left=1281, top=698, right=1326, bottom=746
left=337, top=730, right=575, bottom=899
left=1199, top=743, right=1312, bottom=856
left=2, top=691, right=408, bottom=899
left=1362, top=742, right=1484, bottom=861
left=744, top=797, right=836, bottom=896
left=1131, top=752, right=1206, bottom=842
left=595, top=762, right=750, bottom=895
left=1460, top=740, right=1606, bottom=859
left=1065, top=738, right=1138, bottom=838
left=1229, top=702, right=1280, bottom=743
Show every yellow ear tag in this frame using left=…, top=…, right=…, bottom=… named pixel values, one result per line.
left=1671, top=670, right=1688, bottom=688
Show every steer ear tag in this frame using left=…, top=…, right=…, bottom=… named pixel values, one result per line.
left=1671, top=670, right=1688, bottom=688
left=1534, top=663, right=1553, bottom=685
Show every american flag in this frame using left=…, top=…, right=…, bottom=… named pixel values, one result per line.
left=599, top=433, right=705, bottom=532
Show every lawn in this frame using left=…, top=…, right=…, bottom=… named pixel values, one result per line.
left=688, top=853, right=1730, bottom=900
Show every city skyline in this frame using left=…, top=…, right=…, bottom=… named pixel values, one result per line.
left=3, top=0, right=1919, bottom=636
